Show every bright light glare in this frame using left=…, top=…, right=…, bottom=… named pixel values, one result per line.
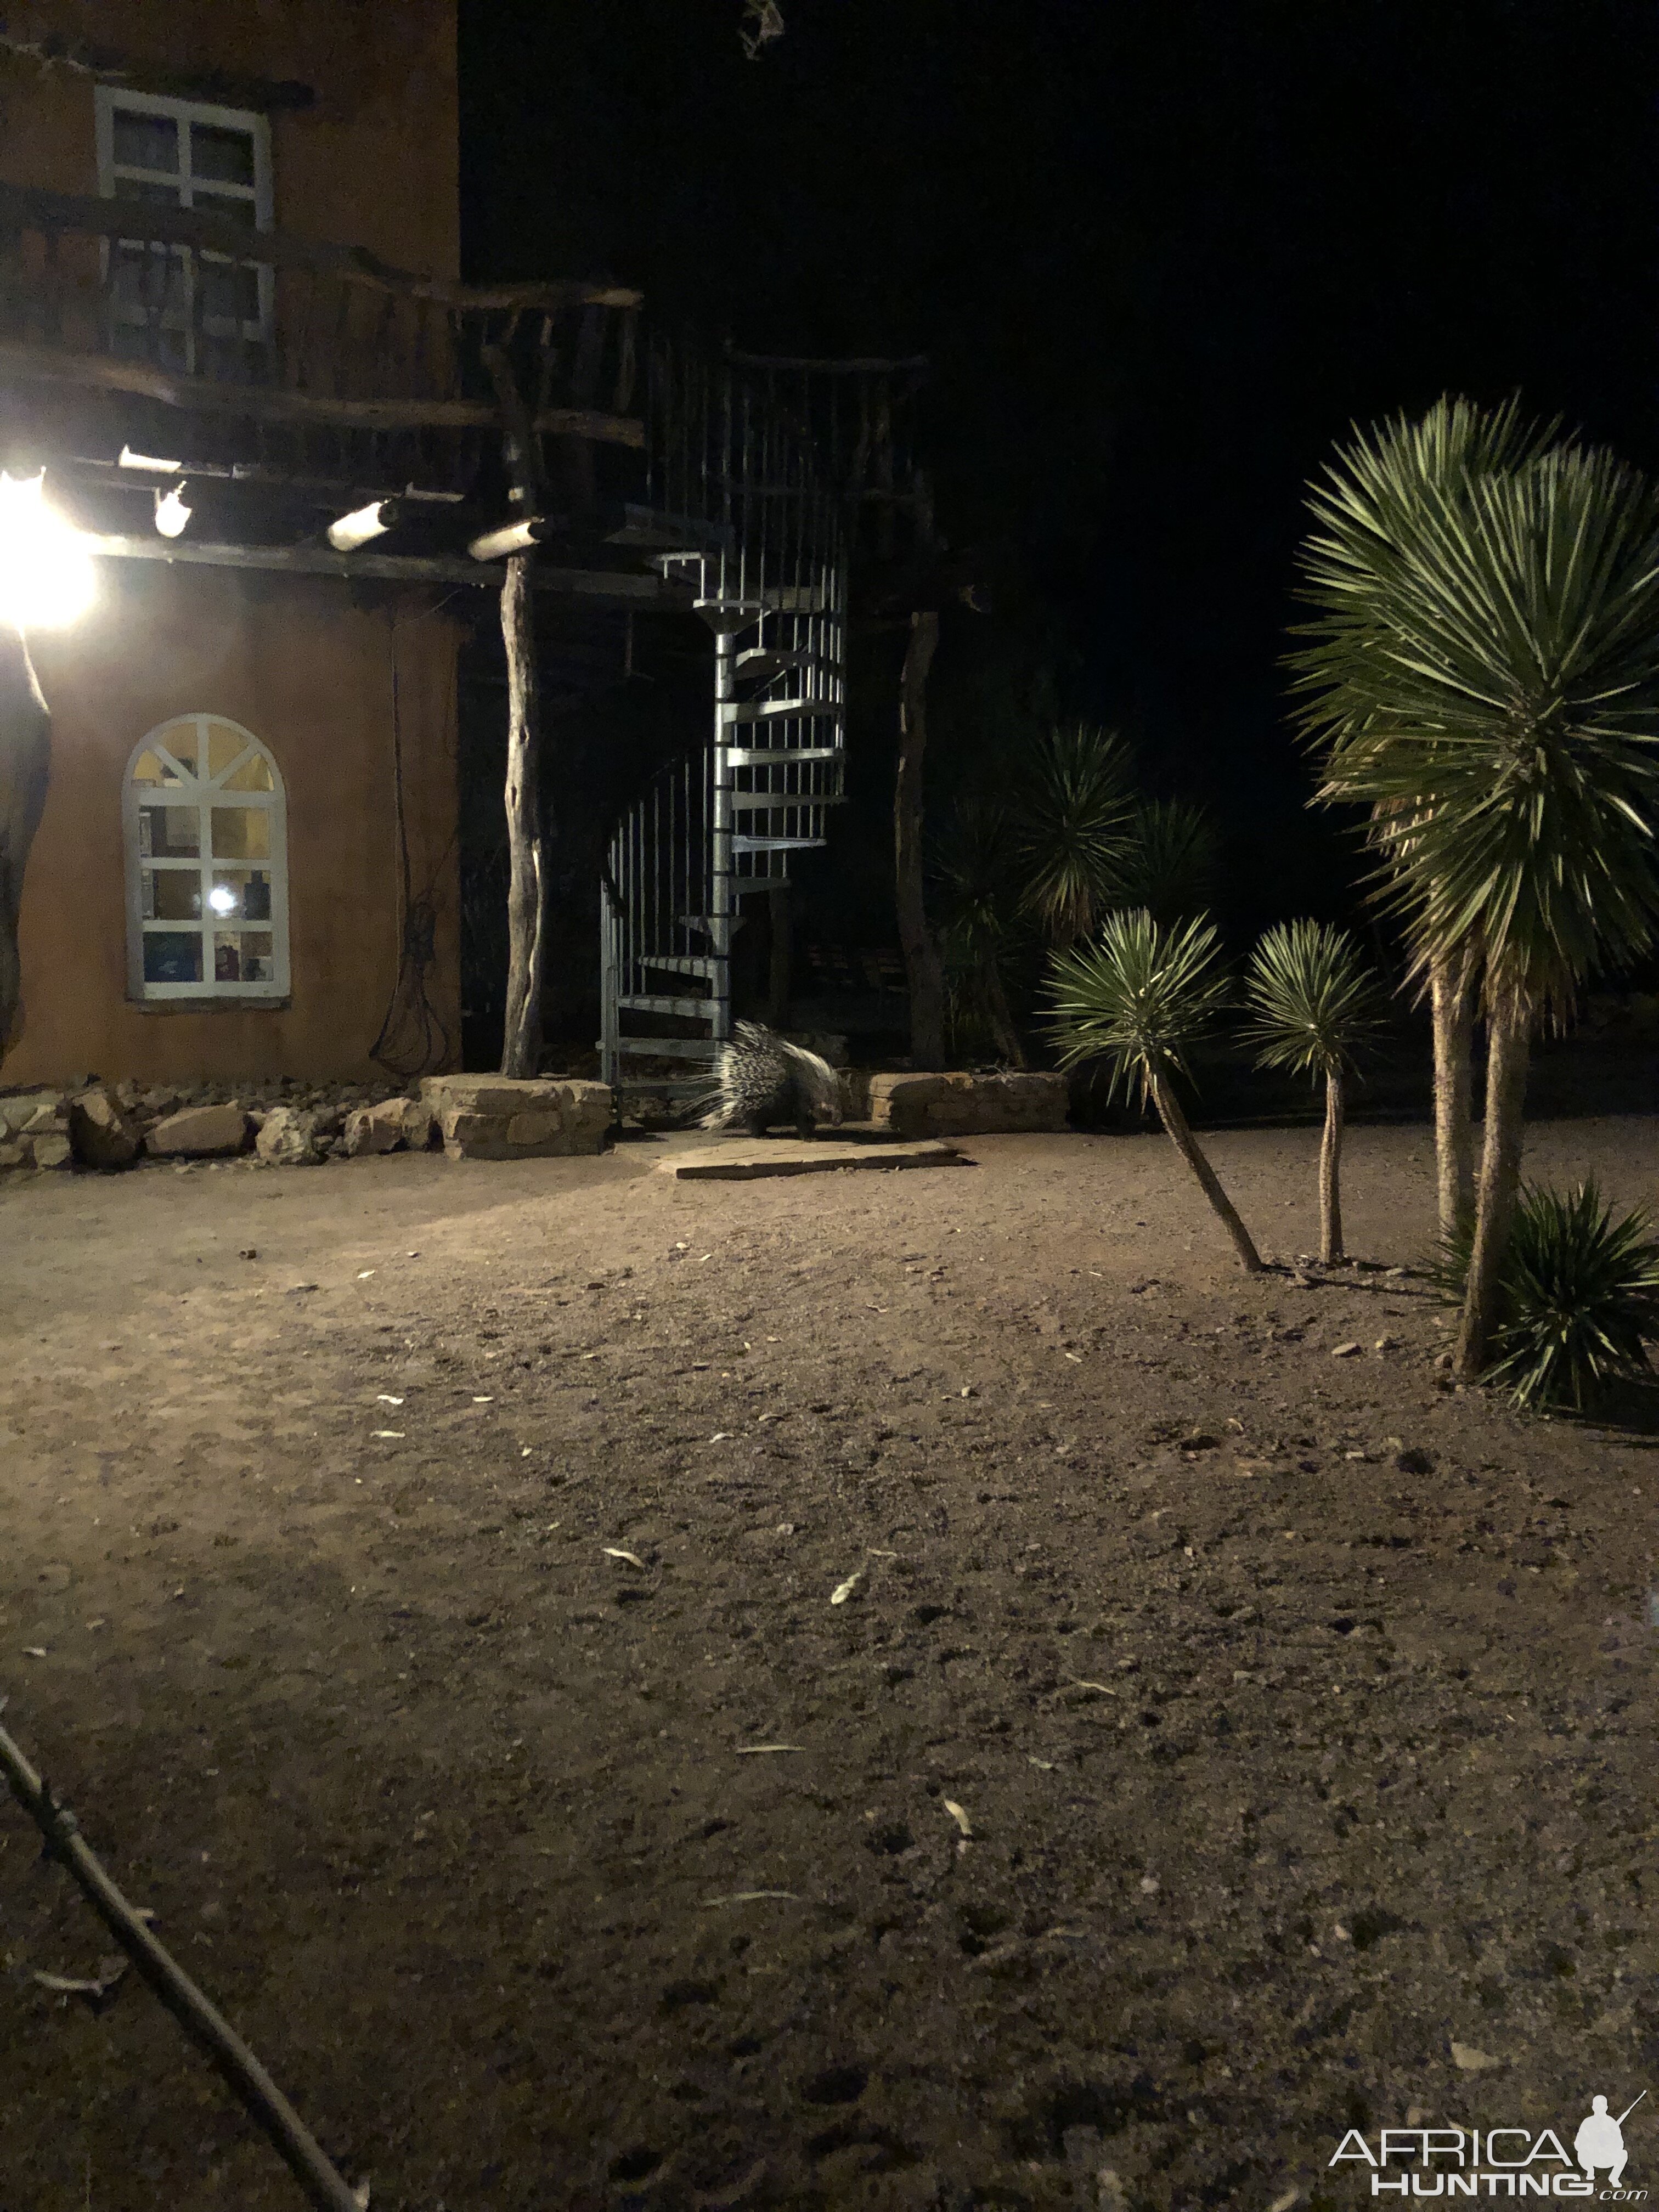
left=207, top=884, right=238, bottom=916
left=154, top=486, right=191, bottom=538
left=0, top=472, right=95, bottom=629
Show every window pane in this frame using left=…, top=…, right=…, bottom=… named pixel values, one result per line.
left=199, top=260, right=263, bottom=327
left=112, top=241, right=186, bottom=314
left=222, top=748, right=274, bottom=792
left=140, top=804, right=199, bottom=859
left=207, top=725, right=251, bottom=779
left=209, top=806, right=270, bottom=862
left=148, top=869, right=201, bottom=922
left=123, top=179, right=189, bottom=213
left=143, top=930, right=202, bottom=984
left=113, top=109, right=180, bottom=176
left=132, top=749, right=182, bottom=787
left=193, top=189, right=259, bottom=231
left=153, top=725, right=200, bottom=775
left=208, top=867, right=267, bottom=918
left=190, top=125, right=256, bottom=188
left=215, top=930, right=276, bottom=983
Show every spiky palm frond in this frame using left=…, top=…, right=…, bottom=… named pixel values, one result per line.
left=1045, top=908, right=1230, bottom=1107
left=1115, top=798, right=1221, bottom=924
left=1242, top=918, right=1386, bottom=1082
left=1434, top=1180, right=1659, bottom=1409
left=932, top=794, right=1022, bottom=967
left=1290, top=404, right=1659, bottom=1018
left=1015, top=724, right=1136, bottom=949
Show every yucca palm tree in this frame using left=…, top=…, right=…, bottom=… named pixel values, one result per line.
left=933, top=794, right=1027, bottom=1065
left=1243, top=920, right=1385, bottom=1265
left=1289, top=394, right=1560, bottom=1241
left=1015, top=724, right=1135, bottom=949
left=1115, top=797, right=1221, bottom=925
left=1292, top=412, right=1659, bottom=1375
left=1047, top=909, right=1264, bottom=1272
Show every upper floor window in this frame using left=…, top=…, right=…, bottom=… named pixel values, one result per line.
left=94, top=87, right=274, bottom=378
left=125, top=716, right=289, bottom=1002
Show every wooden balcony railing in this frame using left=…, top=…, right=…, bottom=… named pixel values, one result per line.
left=0, top=181, right=644, bottom=493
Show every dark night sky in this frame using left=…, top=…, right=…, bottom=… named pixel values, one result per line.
left=458, top=0, right=1658, bottom=929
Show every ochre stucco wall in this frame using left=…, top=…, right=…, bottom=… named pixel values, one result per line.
left=0, top=0, right=459, bottom=277
left=3, top=562, right=461, bottom=1087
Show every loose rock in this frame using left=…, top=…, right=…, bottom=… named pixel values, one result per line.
left=146, top=1104, right=252, bottom=1159
left=68, top=1084, right=142, bottom=1170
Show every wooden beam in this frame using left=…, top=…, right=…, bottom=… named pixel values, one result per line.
left=83, top=533, right=690, bottom=602
left=0, top=337, right=646, bottom=445
left=0, top=32, right=317, bottom=111
left=0, top=183, right=641, bottom=311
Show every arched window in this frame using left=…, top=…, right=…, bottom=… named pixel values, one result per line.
left=124, top=715, right=289, bottom=1000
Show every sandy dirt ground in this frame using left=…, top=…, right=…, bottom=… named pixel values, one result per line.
left=0, top=1118, right=1655, bottom=2212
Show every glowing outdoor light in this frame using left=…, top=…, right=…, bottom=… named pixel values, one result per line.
left=207, top=884, right=239, bottom=917
left=154, top=484, right=191, bottom=538
left=0, top=471, right=95, bottom=630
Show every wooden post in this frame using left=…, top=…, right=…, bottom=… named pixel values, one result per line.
left=483, top=341, right=549, bottom=1079
left=498, top=552, right=546, bottom=1078
left=0, top=624, right=50, bottom=1064
left=895, top=610, right=946, bottom=1069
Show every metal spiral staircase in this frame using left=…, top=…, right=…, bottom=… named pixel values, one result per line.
left=599, top=347, right=848, bottom=1085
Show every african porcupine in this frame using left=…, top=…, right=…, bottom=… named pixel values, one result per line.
left=699, top=1020, right=844, bottom=1138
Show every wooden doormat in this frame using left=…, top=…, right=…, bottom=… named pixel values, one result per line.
left=658, top=1138, right=968, bottom=1181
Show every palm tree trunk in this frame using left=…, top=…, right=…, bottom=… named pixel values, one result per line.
left=895, top=611, right=947, bottom=1070
left=1320, top=1065, right=1345, bottom=1265
left=1149, top=1070, right=1265, bottom=1273
left=1431, top=943, right=1477, bottom=1236
left=1455, top=999, right=1530, bottom=1378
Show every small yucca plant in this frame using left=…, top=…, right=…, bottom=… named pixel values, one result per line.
left=1047, top=909, right=1264, bottom=1272
left=933, top=794, right=1027, bottom=1065
left=1243, top=920, right=1386, bottom=1264
left=1435, top=1180, right=1659, bottom=1409
left=1016, top=724, right=1136, bottom=949
left=1115, top=797, right=1221, bottom=924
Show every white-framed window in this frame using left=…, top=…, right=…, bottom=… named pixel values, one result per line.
left=94, top=86, right=274, bottom=378
left=124, top=716, right=290, bottom=1002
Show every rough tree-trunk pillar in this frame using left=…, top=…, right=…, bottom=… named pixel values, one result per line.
left=499, top=554, right=546, bottom=1078
left=895, top=609, right=946, bottom=1069
left=0, top=624, right=50, bottom=1064
left=483, top=340, right=549, bottom=1080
